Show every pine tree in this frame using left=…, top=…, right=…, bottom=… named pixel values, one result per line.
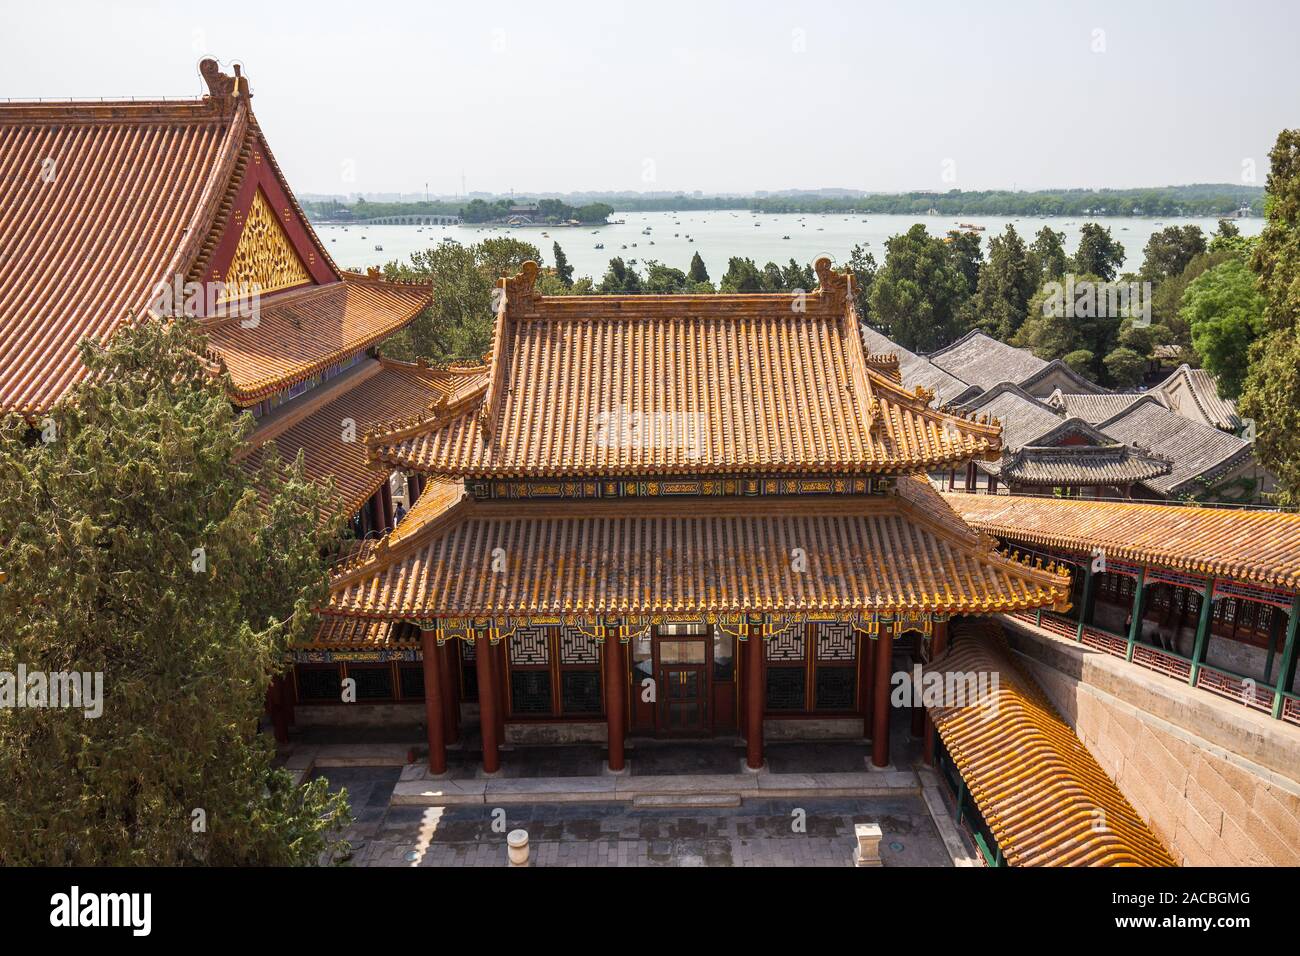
left=553, top=241, right=574, bottom=287
left=0, top=318, right=352, bottom=864
left=688, top=251, right=709, bottom=284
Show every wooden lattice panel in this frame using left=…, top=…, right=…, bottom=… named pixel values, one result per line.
left=814, top=621, right=856, bottom=661
left=509, top=625, right=551, bottom=665
left=767, top=629, right=805, bottom=661
left=559, top=626, right=599, bottom=664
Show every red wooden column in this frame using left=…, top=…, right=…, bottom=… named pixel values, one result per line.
left=475, top=628, right=501, bottom=773
left=380, top=479, right=395, bottom=532
left=862, top=625, right=875, bottom=739
left=923, top=619, right=949, bottom=765
left=439, top=638, right=460, bottom=745
left=368, top=491, right=385, bottom=537
left=745, top=619, right=765, bottom=771
left=605, top=625, right=627, bottom=772
left=871, top=622, right=894, bottom=768
left=420, top=630, right=447, bottom=774
left=909, top=642, right=926, bottom=739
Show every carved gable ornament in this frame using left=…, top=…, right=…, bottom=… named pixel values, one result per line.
left=224, top=186, right=312, bottom=297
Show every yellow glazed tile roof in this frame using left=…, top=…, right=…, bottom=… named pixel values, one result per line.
left=365, top=259, right=1003, bottom=479
left=325, top=477, right=1071, bottom=620
left=241, top=358, right=486, bottom=521
left=929, top=617, right=1177, bottom=867
left=945, top=492, right=1300, bottom=590
left=205, top=275, right=430, bottom=406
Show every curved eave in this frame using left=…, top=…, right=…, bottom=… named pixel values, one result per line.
left=365, top=440, right=1003, bottom=482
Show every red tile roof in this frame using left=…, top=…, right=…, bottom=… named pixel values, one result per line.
left=206, top=276, right=431, bottom=406
left=0, top=62, right=428, bottom=414
left=241, top=358, right=486, bottom=521
left=0, top=97, right=245, bottom=414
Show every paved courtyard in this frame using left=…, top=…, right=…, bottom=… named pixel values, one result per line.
left=312, top=766, right=953, bottom=867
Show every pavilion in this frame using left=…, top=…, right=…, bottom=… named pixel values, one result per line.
left=314, top=258, right=1074, bottom=775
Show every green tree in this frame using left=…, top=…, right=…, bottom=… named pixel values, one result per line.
left=1014, top=273, right=1119, bottom=383
left=642, top=260, right=690, bottom=293
left=688, top=252, right=709, bottom=284
left=552, top=241, right=574, bottom=287
left=1139, top=225, right=1207, bottom=285
left=1103, top=346, right=1145, bottom=388
left=1029, top=227, right=1069, bottom=282
left=1063, top=349, right=1096, bottom=375
left=846, top=244, right=878, bottom=324
left=1183, top=258, right=1268, bottom=399
left=869, top=224, right=969, bottom=352
left=0, top=319, right=351, bottom=865
left=1072, top=222, right=1126, bottom=281
left=782, top=259, right=815, bottom=292
left=598, top=257, right=643, bottom=294
left=945, top=230, right=984, bottom=299
left=1209, top=218, right=1247, bottom=254
left=719, top=257, right=765, bottom=293
left=1240, top=130, right=1300, bottom=502
left=973, top=224, right=1035, bottom=340
left=761, top=261, right=785, bottom=291
left=381, top=238, right=540, bottom=364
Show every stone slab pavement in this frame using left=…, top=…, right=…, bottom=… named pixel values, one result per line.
left=312, top=767, right=955, bottom=867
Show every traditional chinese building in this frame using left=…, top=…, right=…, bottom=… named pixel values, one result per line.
left=310, top=258, right=1074, bottom=776
left=947, top=493, right=1300, bottom=726
left=0, top=59, right=435, bottom=539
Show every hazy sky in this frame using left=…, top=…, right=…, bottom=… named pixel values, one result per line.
left=4, top=0, right=1297, bottom=196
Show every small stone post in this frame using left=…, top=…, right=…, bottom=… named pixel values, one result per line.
left=854, top=823, right=883, bottom=867
left=507, top=828, right=530, bottom=867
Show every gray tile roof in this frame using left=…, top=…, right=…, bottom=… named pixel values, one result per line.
left=957, top=383, right=1065, bottom=452
left=1154, top=364, right=1242, bottom=431
left=1001, top=443, right=1173, bottom=486
left=1097, top=397, right=1254, bottom=494
left=927, top=330, right=1048, bottom=391
left=860, top=324, right=970, bottom=405
left=1046, top=389, right=1163, bottom=425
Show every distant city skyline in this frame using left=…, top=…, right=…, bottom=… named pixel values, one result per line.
left=4, top=0, right=1297, bottom=196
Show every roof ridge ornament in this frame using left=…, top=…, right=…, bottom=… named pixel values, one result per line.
left=199, top=58, right=251, bottom=108
left=813, top=256, right=851, bottom=310
left=502, top=260, right=540, bottom=316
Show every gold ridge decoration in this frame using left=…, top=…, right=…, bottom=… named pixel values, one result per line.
left=224, top=187, right=312, bottom=298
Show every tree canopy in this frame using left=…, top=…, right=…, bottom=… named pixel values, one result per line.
left=0, top=318, right=351, bottom=864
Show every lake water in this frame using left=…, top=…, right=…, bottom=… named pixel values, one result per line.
left=315, top=211, right=1263, bottom=283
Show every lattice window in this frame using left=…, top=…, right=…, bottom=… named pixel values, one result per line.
left=347, top=665, right=394, bottom=701
left=510, top=626, right=551, bottom=665
left=559, top=627, right=599, bottom=664
left=398, top=664, right=425, bottom=700
left=460, top=640, right=476, bottom=661
left=510, top=671, right=552, bottom=715
left=296, top=665, right=341, bottom=702
left=766, top=667, right=806, bottom=711
left=766, top=629, right=806, bottom=661
left=815, top=667, right=856, bottom=711
left=814, top=622, right=856, bottom=661
left=561, top=670, right=602, bottom=715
